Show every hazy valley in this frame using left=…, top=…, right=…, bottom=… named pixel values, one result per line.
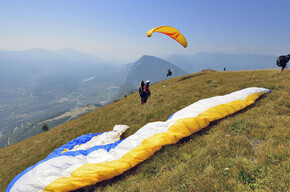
left=0, top=49, right=278, bottom=148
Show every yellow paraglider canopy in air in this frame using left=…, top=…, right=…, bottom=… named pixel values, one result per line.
left=146, top=26, right=187, bottom=48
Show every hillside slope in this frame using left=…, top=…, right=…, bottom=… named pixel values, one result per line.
left=0, top=70, right=289, bottom=192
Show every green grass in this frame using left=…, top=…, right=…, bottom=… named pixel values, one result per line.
left=0, top=70, right=289, bottom=192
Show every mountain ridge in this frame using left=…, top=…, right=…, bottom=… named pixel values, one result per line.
left=124, top=55, right=188, bottom=83
left=116, top=55, right=188, bottom=98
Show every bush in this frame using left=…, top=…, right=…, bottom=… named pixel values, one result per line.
left=41, top=124, right=49, bottom=132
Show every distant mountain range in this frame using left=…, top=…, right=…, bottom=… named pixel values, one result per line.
left=0, top=48, right=117, bottom=88
left=166, top=52, right=278, bottom=73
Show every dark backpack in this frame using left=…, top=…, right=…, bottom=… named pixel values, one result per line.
left=139, top=80, right=145, bottom=96
left=167, top=69, right=172, bottom=77
left=277, top=55, right=290, bottom=68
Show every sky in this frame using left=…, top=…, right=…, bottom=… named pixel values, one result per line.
left=0, top=0, right=289, bottom=63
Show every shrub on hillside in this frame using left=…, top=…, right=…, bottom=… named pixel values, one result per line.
left=41, top=124, right=49, bottom=132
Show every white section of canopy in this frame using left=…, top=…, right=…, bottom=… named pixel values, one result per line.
left=71, top=125, right=129, bottom=151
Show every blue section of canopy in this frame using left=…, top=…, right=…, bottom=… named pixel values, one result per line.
left=6, top=132, right=124, bottom=192
left=47, top=133, right=103, bottom=158
left=167, top=112, right=175, bottom=120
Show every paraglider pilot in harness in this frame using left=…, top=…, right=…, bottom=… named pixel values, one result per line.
left=139, top=80, right=151, bottom=104
left=167, top=69, right=172, bottom=77
left=276, top=54, right=290, bottom=71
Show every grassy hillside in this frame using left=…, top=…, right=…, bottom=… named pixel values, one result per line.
left=0, top=70, right=289, bottom=192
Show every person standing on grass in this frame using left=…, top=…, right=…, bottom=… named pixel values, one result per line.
left=141, top=80, right=151, bottom=104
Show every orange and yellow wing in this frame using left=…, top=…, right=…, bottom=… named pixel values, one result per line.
left=146, top=26, right=187, bottom=48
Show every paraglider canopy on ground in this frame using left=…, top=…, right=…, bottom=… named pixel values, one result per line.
left=6, top=87, right=270, bottom=192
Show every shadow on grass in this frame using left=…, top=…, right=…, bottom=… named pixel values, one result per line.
left=177, top=73, right=205, bottom=82
left=73, top=165, right=140, bottom=192
left=180, top=93, right=268, bottom=144
left=73, top=94, right=269, bottom=192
